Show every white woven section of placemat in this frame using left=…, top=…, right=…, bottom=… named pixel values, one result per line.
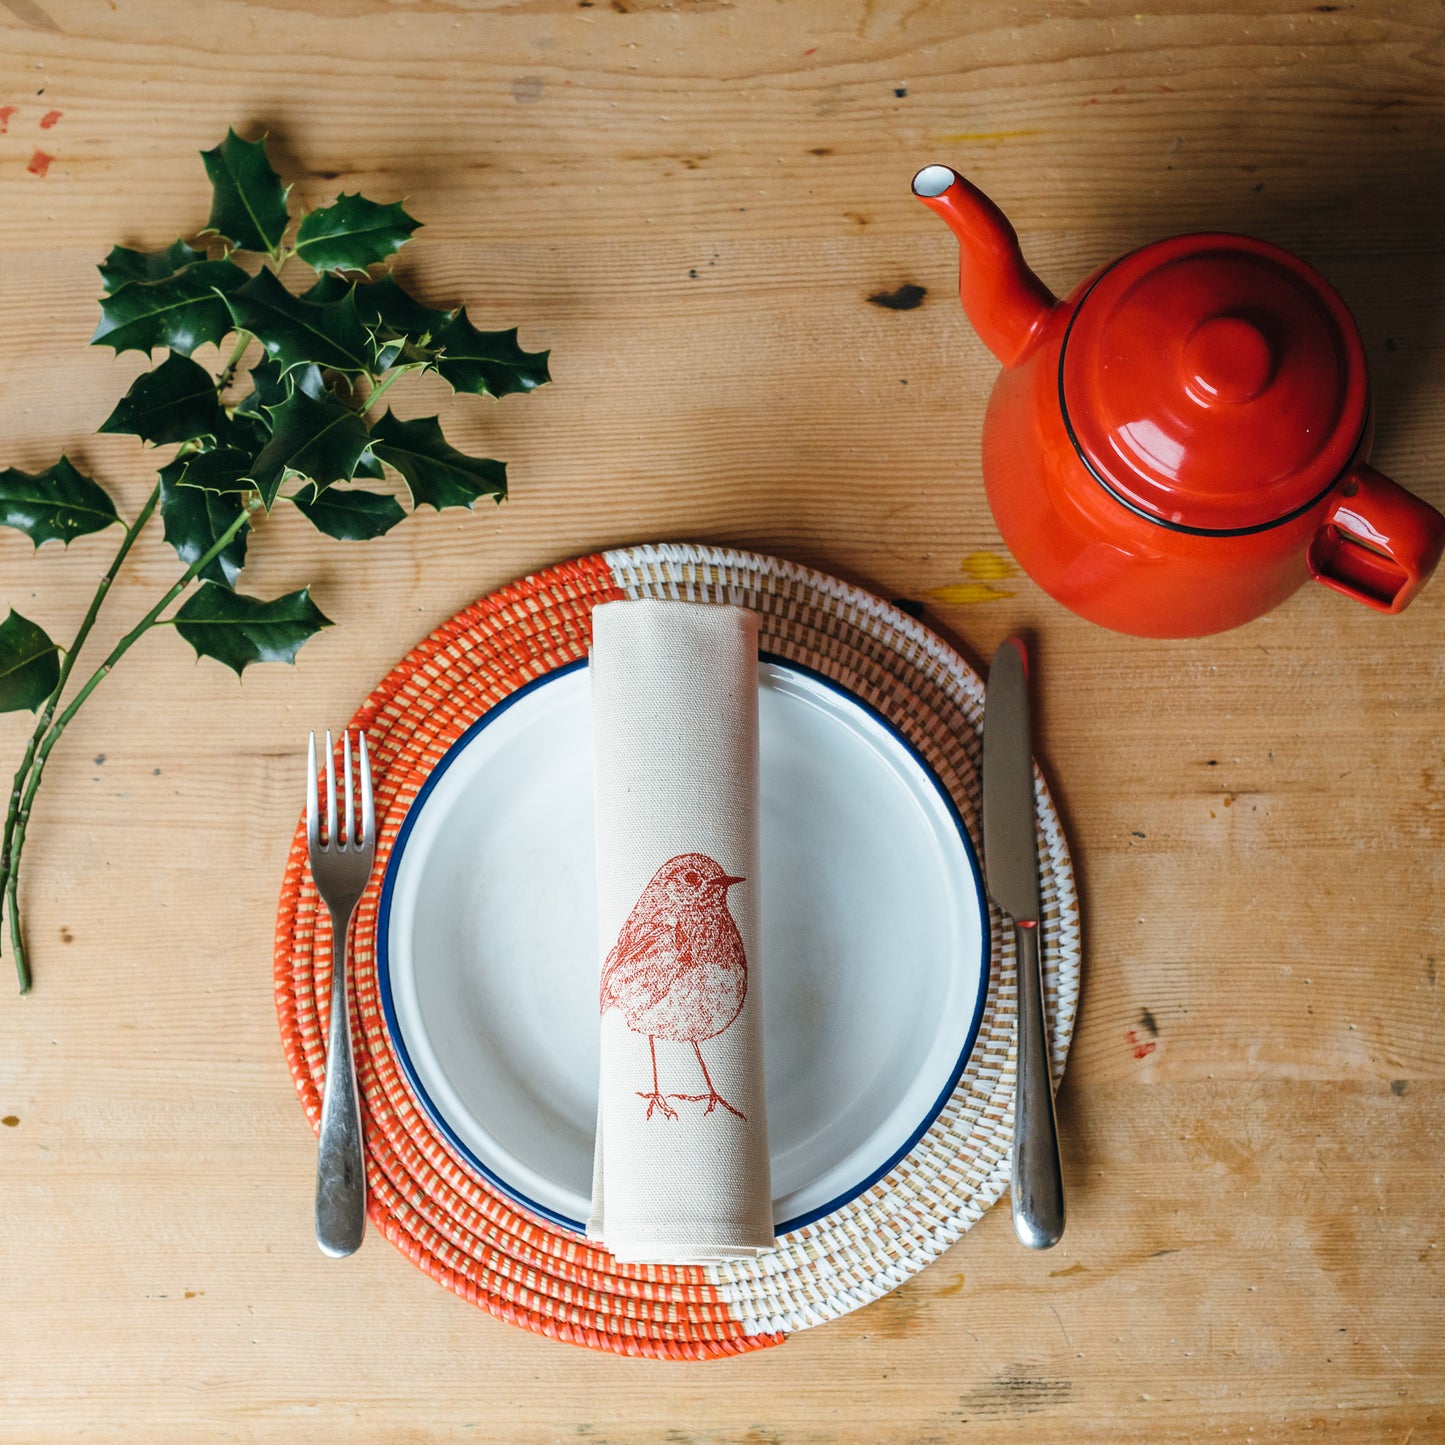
left=604, top=542, right=1082, bottom=1336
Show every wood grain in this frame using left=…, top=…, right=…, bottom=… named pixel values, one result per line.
left=1, top=0, right=1443, bottom=1439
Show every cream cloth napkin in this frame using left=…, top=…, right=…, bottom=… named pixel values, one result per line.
left=586, top=599, right=774, bottom=1263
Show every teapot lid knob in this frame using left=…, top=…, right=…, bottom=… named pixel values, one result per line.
left=1183, top=315, right=1275, bottom=405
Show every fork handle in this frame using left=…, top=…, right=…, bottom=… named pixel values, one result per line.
left=315, top=901, right=366, bottom=1258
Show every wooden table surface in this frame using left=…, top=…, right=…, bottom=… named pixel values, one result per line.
left=2, top=2, right=1442, bottom=1440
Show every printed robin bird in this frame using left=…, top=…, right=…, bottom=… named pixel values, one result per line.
left=599, top=852, right=749, bottom=1121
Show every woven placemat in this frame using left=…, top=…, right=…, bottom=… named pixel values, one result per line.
left=274, top=543, right=1081, bottom=1359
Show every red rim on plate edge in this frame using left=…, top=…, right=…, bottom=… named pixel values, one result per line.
left=274, top=543, right=1081, bottom=1359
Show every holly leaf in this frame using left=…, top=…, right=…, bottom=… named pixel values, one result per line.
left=233, top=358, right=327, bottom=422
left=352, top=274, right=453, bottom=342
left=226, top=267, right=376, bottom=375
left=91, top=258, right=249, bottom=358
left=301, top=272, right=349, bottom=305
left=431, top=308, right=550, bottom=398
left=0, top=457, right=120, bottom=547
left=320, top=275, right=452, bottom=372
left=199, top=128, right=291, bottom=256
left=295, top=193, right=420, bottom=273
left=171, top=446, right=254, bottom=494
left=215, top=405, right=271, bottom=451
left=235, top=358, right=288, bottom=415
left=173, top=583, right=331, bottom=675
left=369, top=410, right=506, bottom=510
left=98, top=353, right=226, bottom=446
left=158, top=461, right=250, bottom=587
left=247, top=388, right=371, bottom=508
left=98, top=239, right=207, bottom=293
left=289, top=484, right=406, bottom=540
left=0, top=610, right=60, bottom=714
left=373, top=338, right=406, bottom=372
left=353, top=447, right=384, bottom=480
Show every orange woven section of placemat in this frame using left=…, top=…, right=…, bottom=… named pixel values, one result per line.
left=274, top=553, right=786, bottom=1359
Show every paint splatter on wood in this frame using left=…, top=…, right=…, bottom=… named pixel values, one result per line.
left=963, top=550, right=1016, bottom=579
left=1126, top=1028, right=1157, bottom=1060
left=928, top=550, right=1018, bottom=605
left=929, top=581, right=1013, bottom=605
left=0, top=106, right=16, bottom=132
left=39, top=108, right=62, bottom=128
left=26, top=149, right=53, bottom=177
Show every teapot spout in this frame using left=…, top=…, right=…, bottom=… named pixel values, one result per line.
left=912, top=164, right=1057, bottom=368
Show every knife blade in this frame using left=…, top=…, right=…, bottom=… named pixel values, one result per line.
left=982, top=636, right=1065, bottom=1249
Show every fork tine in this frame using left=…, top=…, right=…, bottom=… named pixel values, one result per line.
left=359, top=733, right=374, bottom=847
left=306, top=732, right=319, bottom=845
left=324, top=729, right=337, bottom=846
left=342, top=729, right=354, bottom=848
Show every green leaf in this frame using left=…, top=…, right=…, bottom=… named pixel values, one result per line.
left=0, top=610, right=60, bottom=713
left=173, top=582, right=331, bottom=675
left=233, top=358, right=326, bottom=422
left=98, top=353, right=226, bottom=446
left=98, top=239, right=207, bottom=293
left=211, top=407, right=271, bottom=455
left=90, top=259, right=249, bottom=358
left=247, top=388, right=371, bottom=509
left=225, top=267, right=376, bottom=375
left=431, top=308, right=550, bottom=398
left=373, top=339, right=405, bottom=372
left=353, top=447, right=384, bottom=480
left=313, top=275, right=451, bottom=372
left=172, top=446, right=254, bottom=494
left=300, top=272, right=350, bottom=304
left=351, top=274, right=454, bottom=341
left=199, top=128, right=291, bottom=256
left=0, top=457, right=120, bottom=547
left=295, top=193, right=420, bottom=273
left=369, top=410, right=506, bottom=511
left=233, top=358, right=286, bottom=418
left=158, top=461, right=250, bottom=587
left=289, top=484, right=406, bottom=540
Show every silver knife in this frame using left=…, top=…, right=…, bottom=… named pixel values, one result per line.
left=982, top=637, right=1065, bottom=1249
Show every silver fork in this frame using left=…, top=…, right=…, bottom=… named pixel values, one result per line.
left=307, top=729, right=375, bottom=1258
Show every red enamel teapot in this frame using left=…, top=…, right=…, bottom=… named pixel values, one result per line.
left=912, top=164, right=1445, bottom=637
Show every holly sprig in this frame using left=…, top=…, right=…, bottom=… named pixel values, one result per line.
left=0, top=127, right=550, bottom=991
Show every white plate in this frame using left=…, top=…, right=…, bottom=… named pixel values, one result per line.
left=378, top=655, right=989, bottom=1235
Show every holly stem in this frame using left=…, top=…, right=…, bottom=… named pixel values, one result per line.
left=3, top=505, right=253, bottom=992
left=361, top=364, right=415, bottom=416
left=216, top=330, right=254, bottom=394
left=0, top=484, right=161, bottom=991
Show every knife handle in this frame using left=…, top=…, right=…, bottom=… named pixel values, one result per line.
left=1011, top=920, right=1065, bottom=1249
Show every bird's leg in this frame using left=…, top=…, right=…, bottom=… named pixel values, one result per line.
left=636, top=1035, right=678, bottom=1120
left=676, top=1040, right=746, bottom=1120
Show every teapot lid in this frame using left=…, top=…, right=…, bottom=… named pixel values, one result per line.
left=1060, top=234, right=1369, bottom=534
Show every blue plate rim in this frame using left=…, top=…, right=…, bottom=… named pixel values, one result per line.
left=375, top=649, right=991, bottom=1238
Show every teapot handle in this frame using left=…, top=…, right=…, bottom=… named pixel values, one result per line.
left=1307, top=465, right=1445, bottom=614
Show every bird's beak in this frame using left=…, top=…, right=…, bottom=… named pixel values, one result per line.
left=717, top=874, right=746, bottom=889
